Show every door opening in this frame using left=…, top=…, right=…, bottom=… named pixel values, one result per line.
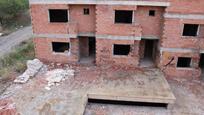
left=79, top=37, right=96, bottom=64
left=140, top=40, right=157, bottom=67
left=89, top=37, right=96, bottom=57
left=199, top=54, right=204, bottom=78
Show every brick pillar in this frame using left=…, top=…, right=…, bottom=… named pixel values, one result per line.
left=79, top=37, right=89, bottom=57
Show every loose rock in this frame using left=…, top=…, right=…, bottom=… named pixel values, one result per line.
left=45, top=69, right=74, bottom=90
left=14, top=59, right=43, bottom=83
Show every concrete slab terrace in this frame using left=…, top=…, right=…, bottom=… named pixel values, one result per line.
left=88, top=69, right=175, bottom=104
left=1, top=64, right=175, bottom=115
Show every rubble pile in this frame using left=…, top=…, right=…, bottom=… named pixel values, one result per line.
left=14, top=59, right=43, bottom=83
left=45, top=69, right=75, bottom=90
left=0, top=99, right=16, bottom=115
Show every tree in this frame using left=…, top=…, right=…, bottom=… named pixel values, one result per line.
left=0, top=0, right=28, bottom=25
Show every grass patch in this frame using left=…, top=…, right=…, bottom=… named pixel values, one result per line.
left=0, top=39, right=35, bottom=78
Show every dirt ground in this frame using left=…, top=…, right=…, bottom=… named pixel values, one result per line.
left=0, top=64, right=204, bottom=115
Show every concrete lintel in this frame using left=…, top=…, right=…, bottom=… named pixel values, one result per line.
left=141, top=36, right=159, bottom=40
left=96, top=34, right=141, bottom=40
left=160, top=47, right=198, bottom=53
left=78, top=33, right=95, bottom=37
left=29, top=0, right=170, bottom=7
left=200, top=50, right=204, bottom=54
left=33, top=33, right=77, bottom=39
left=164, top=13, right=204, bottom=20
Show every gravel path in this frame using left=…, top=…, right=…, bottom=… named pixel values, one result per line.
left=0, top=26, right=32, bottom=57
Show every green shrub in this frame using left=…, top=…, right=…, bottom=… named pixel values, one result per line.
left=0, top=39, right=34, bottom=78
left=0, top=0, right=29, bottom=26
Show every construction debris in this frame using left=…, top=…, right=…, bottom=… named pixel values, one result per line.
left=45, top=69, right=75, bottom=90
left=14, top=59, right=43, bottom=83
left=0, top=99, right=16, bottom=115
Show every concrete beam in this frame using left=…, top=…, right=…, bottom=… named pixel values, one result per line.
left=160, top=47, right=198, bottom=53
left=164, top=13, right=204, bottom=20
left=141, top=36, right=159, bottom=40
left=34, top=33, right=142, bottom=40
left=96, top=34, right=141, bottom=40
left=33, top=33, right=77, bottom=38
left=29, top=0, right=170, bottom=7
left=78, top=33, right=95, bottom=37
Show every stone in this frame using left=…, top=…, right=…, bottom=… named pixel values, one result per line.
left=0, top=99, right=16, bottom=115
left=45, top=69, right=75, bottom=89
left=45, top=86, right=51, bottom=91
left=14, top=59, right=43, bottom=83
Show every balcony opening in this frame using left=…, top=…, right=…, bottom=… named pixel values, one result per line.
left=79, top=37, right=96, bottom=64
left=149, top=10, right=155, bottom=16
left=177, top=57, right=191, bottom=68
left=49, top=9, right=68, bottom=22
left=140, top=40, right=158, bottom=67
left=113, top=44, right=130, bottom=56
left=52, top=42, right=70, bottom=53
left=115, top=10, right=133, bottom=24
left=182, top=24, right=199, bottom=37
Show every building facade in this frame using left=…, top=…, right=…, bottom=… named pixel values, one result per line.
left=30, top=0, right=204, bottom=78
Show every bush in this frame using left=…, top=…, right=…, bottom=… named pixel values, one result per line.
left=0, top=39, right=34, bottom=77
left=14, top=61, right=27, bottom=73
left=0, top=0, right=29, bottom=26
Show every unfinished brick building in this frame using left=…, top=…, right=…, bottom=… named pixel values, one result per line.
left=30, top=0, right=204, bottom=78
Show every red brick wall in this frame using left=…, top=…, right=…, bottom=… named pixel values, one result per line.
left=166, top=0, right=204, bottom=14
left=69, top=5, right=96, bottom=33
left=30, top=4, right=96, bottom=34
left=139, top=40, right=145, bottom=59
left=160, top=51, right=201, bottom=78
left=161, top=18, right=204, bottom=49
left=79, top=37, right=89, bottom=57
left=136, top=6, right=164, bottom=38
left=30, top=1, right=204, bottom=78
left=96, top=5, right=141, bottom=36
left=33, top=38, right=79, bottom=63
left=31, top=4, right=69, bottom=34
left=96, top=39, right=140, bottom=66
left=96, top=5, right=163, bottom=37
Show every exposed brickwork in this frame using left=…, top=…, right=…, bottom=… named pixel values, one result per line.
left=31, top=4, right=69, bottom=34
left=79, top=37, right=89, bottom=57
left=96, top=5, right=141, bottom=36
left=34, top=38, right=79, bottom=63
left=166, top=0, right=204, bottom=14
left=160, top=51, right=201, bottom=78
left=161, top=18, right=204, bottom=49
left=139, top=40, right=145, bottom=59
left=30, top=0, right=204, bottom=78
left=69, top=5, right=96, bottom=33
left=96, top=39, right=140, bottom=66
left=136, top=6, right=164, bottom=38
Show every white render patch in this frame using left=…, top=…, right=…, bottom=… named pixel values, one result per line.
left=164, top=13, right=204, bottom=20
left=96, top=34, right=141, bottom=40
left=29, top=0, right=170, bottom=7
left=45, top=69, right=75, bottom=90
left=14, top=59, right=43, bottom=83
